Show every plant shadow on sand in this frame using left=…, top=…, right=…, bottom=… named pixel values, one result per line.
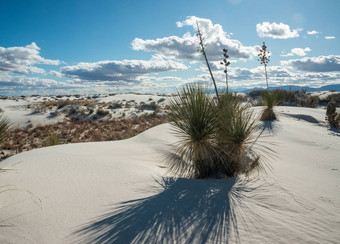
left=72, top=177, right=259, bottom=244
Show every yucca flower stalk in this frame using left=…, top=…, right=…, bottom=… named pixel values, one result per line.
left=196, top=21, right=220, bottom=105
left=258, top=42, right=270, bottom=89
left=220, top=49, right=231, bottom=93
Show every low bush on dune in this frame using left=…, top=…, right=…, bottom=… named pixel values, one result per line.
left=0, top=114, right=10, bottom=145
left=43, top=133, right=63, bottom=147
left=96, top=108, right=110, bottom=117
left=260, top=90, right=280, bottom=121
left=167, top=84, right=263, bottom=179
left=326, top=100, right=340, bottom=129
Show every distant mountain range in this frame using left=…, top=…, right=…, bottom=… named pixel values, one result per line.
left=234, top=84, right=340, bottom=93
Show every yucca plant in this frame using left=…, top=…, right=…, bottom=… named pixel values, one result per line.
left=0, top=114, right=10, bottom=145
left=167, top=85, right=262, bottom=178
left=260, top=90, right=279, bottom=121
left=217, top=92, right=260, bottom=176
left=167, top=85, right=220, bottom=178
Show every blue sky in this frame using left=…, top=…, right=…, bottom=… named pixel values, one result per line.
left=0, top=0, right=339, bottom=95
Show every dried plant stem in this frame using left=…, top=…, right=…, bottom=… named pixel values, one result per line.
left=264, top=65, right=268, bottom=89
left=196, top=21, right=220, bottom=105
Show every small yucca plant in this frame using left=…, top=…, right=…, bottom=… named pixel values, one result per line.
left=217, top=93, right=260, bottom=176
left=260, top=90, right=279, bottom=121
left=0, top=114, right=10, bottom=145
left=167, top=85, right=220, bottom=178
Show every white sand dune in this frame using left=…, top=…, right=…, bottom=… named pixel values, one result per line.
left=0, top=106, right=340, bottom=243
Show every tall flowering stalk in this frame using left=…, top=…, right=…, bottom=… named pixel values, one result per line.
left=258, top=42, right=270, bottom=89
left=196, top=21, right=220, bottom=105
left=220, top=49, right=231, bottom=93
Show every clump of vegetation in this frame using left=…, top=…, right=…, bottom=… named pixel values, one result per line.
left=43, top=133, right=62, bottom=147
left=326, top=100, right=340, bottom=129
left=321, top=93, right=340, bottom=106
left=96, top=108, right=110, bottom=116
left=257, top=42, right=278, bottom=121
left=0, top=115, right=168, bottom=160
left=260, top=91, right=280, bottom=121
left=0, top=114, right=10, bottom=145
left=167, top=84, right=262, bottom=179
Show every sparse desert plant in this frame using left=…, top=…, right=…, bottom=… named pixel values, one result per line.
left=43, top=133, right=62, bottom=147
left=305, top=95, right=319, bottom=108
left=167, top=85, right=219, bottom=178
left=0, top=114, right=10, bottom=145
left=96, top=108, right=110, bottom=116
left=167, top=84, right=262, bottom=178
left=326, top=100, right=340, bottom=129
left=260, top=91, right=279, bottom=121
left=216, top=92, right=261, bottom=176
left=321, top=93, right=340, bottom=106
left=327, top=112, right=340, bottom=129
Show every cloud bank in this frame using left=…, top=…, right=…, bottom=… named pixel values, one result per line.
left=256, top=22, right=300, bottom=39
left=281, top=47, right=311, bottom=57
left=281, top=55, right=340, bottom=72
left=0, top=42, right=60, bottom=74
left=60, top=57, right=187, bottom=83
left=132, top=16, right=258, bottom=61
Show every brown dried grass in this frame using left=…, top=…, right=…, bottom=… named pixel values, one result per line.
left=0, top=114, right=168, bottom=161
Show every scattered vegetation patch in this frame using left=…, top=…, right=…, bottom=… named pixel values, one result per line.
left=0, top=114, right=168, bottom=161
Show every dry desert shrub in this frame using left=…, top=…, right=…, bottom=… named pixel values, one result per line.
left=0, top=115, right=168, bottom=161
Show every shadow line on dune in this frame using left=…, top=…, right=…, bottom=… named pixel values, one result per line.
left=72, top=177, right=260, bottom=244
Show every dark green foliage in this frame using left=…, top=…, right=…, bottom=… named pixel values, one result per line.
left=260, top=91, right=279, bottom=121
left=167, top=84, right=261, bottom=179
left=0, top=114, right=10, bottom=145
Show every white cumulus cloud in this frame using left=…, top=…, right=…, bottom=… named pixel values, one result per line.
left=281, top=55, right=340, bottom=72
left=132, top=16, right=258, bottom=61
left=325, top=36, right=336, bottom=39
left=256, top=22, right=300, bottom=39
left=281, top=47, right=311, bottom=57
left=60, top=57, right=187, bottom=83
left=0, top=42, right=60, bottom=74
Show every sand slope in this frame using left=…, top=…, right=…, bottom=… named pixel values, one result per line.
left=0, top=106, right=339, bottom=243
